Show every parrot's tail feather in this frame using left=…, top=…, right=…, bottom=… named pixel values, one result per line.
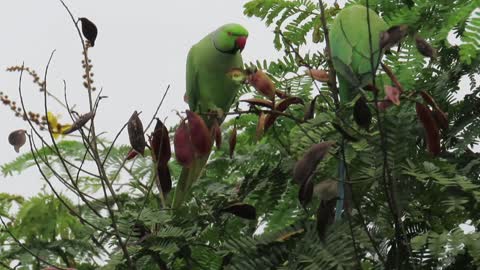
left=172, top=155, right=209, bottom=208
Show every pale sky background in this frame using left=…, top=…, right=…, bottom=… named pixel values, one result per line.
left=0, top=0, right=477, bottom=199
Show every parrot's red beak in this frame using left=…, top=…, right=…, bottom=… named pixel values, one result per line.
left=235, top=36, right=247, bottom=51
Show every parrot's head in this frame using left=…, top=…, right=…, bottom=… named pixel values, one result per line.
left=213, top=23, right=249, bottom=54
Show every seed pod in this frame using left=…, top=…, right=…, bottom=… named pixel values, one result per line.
left=304, top=95, right=319, bottom=121
left=380, top=25, right=409, bottom=50
left=150, top=119, right=171, bottom=165
left=174, top=120, right=194, bottom=167
left=8, top=129, right=26, bottom=153
left=256, top=113, right=267, bottom=141
left=186, top=110, right=212, bottom=156
left=275, top=89, right=289, bottom=99
left=293, top=141, right=335, bottom=185
left=156, top=164, right=172, bottom=194
left=316, top=198, right=336, bottom=241
left=415, top=35, right=437, bottom=59
left=416, top=103, right=440, bottom=156
left=221, top=203, right=257, bottom=220
left=126, top=149, right=139, bottom=160
left=419, top=91, right=438, bottom=108
left=63, top=111, right=94, bottom=134
left=384, top=85, right=401, bottom=106
left=229, top=126, right=237, bottom=159
left=433, top=109, right=448, bottom=131
left=240, top=98, right=273, bottom=109
left=211, top=119, right=222, bottom=149
left=276, top=97, right=304, bottom=112
left=353, top=96, right=372, bottom=130
left=127, top=111, right=146, bottom=155
left=79, top=17, right=98, bottom=47
left=264, top=113, right=277, bottom=132
left=298, top=175, right=314, bottom=207
left=247, top=69, right=276, bottom=100
left=305, top=69, right=329, bottom=82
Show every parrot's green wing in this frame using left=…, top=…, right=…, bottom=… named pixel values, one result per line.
left=329, top=5, right=388, bottom=102
left=186, top=48, right=199, bottom=112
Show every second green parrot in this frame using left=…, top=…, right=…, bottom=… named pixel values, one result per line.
left=172, top=23, right=249, bottom=208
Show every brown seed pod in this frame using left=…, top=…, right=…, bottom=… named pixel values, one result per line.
left=432, top=109, right=448, bottom=131
left=316, top=198, right=336, bottom=241
left=293, top=141, right=335, bottom=185
left=174, top=120, right=195, bottom=167
left=63, top=111, right=95, bottom=134
left=186, top=110, right=212, bottom=156
left=298, top=175, right=314, bottom=207
left=416, top=103, right=441, bottom=156
left=210, top=119, right=222, bottom=149
left=264, top=113, right=277, bottom=132
left=419, top=91, right=438, bottom=108
left=304, top=95, right=319, bottom=121
left=229, top=126, right=237, bottom=159
left=353, top=96, right=372, bottom=130
left=127, top=111, right=146, bottom=155
left=221, top=203, right=257, bottom=220
left=8, top=129, right=26, bottom=153
left=305, top=69, right=329, bottom=82
left=247, top=69, right=276, bottom=100
left=126, top=149, right=139, bottom=160
left=79, top=17, right=98, bottom=47
left=256, top=113, right=267, bottom=141
left=240, top=98, right=273, bottom=109
left=415, top=34, right=437, bottom=59
left=276, top=97, right=304, bottom=112
left=380, top=24, right=409, bottom=50
left=156, top=164, right=172, bottom=194
left=150, top=119, right=171, bottom=166
left=275, top=89, right=289, bottom=99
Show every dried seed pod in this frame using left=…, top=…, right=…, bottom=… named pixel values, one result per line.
left=221, top=203, right=257, bottom=220
left=298, top=175, right=314, bottom=207
left=275, top=89, right=289, bottom=99
left=127, top=111, right=146, bottom=155
left=305, top=69, right=329, bottom=82
left=186, top=110, right=212, bottom=156
left=416, top=103, right=440, bottom=156
left=126, top=149, right=139, bottom=160
left=384, top=85, right=401, bottom=106
left=156, top=164, right=172, bottom=194
left=8, top=129, right=26, bottom=153
left=293, top=141, right=335, bottom=185
left=229, top=126, right=237, bottom=159
left=304, top=95, right=319, bottom=121
left=247, top=68, right=276, bottom=100
left=79, top=17, right=98, bottom=47
left=415, top=34, right=437, bottom=59
left=211, top=119, right=222, bottom=149
left=264, top=113, right=277, bottom=132
left=380, top=24, right=409, bottom=50
left=63, top=111, right=94, bottom=134
left=174, top=120, right=195, bottom=167
left=240, top=98, right=273, bottom=109
left=150, top=119, right=171, bottom=165
left=353, top=96, right=372, bottom=130
left=256, top=113, right=267, bottom=141
left=276, top=97, right=304, bottom=112
left=432, top=109, right=448, bottom=131
left=419, top=91, right=437, bottom=108
left=316, top=198, right=336, bottom=240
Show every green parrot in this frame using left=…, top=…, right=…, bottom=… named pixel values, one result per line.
left=328, top=5, right=388, bottom=220
left=172, top=23, right=249, bottom=208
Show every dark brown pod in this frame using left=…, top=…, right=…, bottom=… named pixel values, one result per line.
left=264, top=113, right=277, bottom=132
left=298, top=175, right=314, bottom=207
left=256, top=113, right=267, bottom=141
left=229, top=126, right=237, bottom=159
left=150, top=119, right=171, bottom=165
left=316, top=198, right=336, bottom=240
left=416, top=103, right=440, bottom=156
left=275, top=89, right=289, bottom=99
left=126, top=149, right=138, bottom=160
left=127, top=111, right=146, bottom=155
left=304, top=95, right=319, bottom=121
left=186, top=110, right=212, bottom=156
left=432, top=109, right=448, bottom=131
left=221, top=203, right=257, bottom=220
left=293, top=141, right=335, bottom=185
left=174, top=120, right=194, bottom=167
left=156, top=164, right=172, bottom=194
left=276, top=97, right=304, bottom=112
left=8, top=129, right=26, bottom=153
left=380, top=24, right=409, bottom=50
left=63, top=111, right=95, bottom=134
left=353, top=96, right=372, bottom=130
left=210, top=119, right=222, bottom=149
left=79, top=17, right=98, bottom=47
left=240, top=98, right=273, bottom=109
left=415, top=35, right=437, bottom=59
left=419, top=91, right=438, bottom=108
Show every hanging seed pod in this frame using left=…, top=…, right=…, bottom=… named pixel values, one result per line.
left=256, top=113, right=267, bottom=141
left=127, top=111, right=146, bottom=155
left=305, top=69, right=329, bottom=82
left=264, top=113, right=278, bottom=132
left=293, top=141, right=335, bottom=185
left=432, top=109, right=448, bottom=130
left=415, top=34, right=437, bottom=59
left=156, top=164, right=172, bottom=194
left=79, top=17, right=98, bottom=47
left=247, top=68, right=276, bottom=100
left=353, top=96, right=372, bottom=130
left=221, top=203, right=257, bottom=220
left=150, top=119, right=171, bottom=165
left=63, top=111, right=94, bottom=134
left=275, top=89, right=289, bottom=99
left=210, top=119, right=222, bottom=149
left=229, top=125, right=237, bottom=159
left=240, top=98, right=273, bottom=109
left=416, top=103, right=440, bottom=156
left=384, top=85, right=401, bottom=105
left=174, top=120, right=195, bottom=167
left=186, top=110, right=212, bottom=156
left=304, top=95, right=319, bottom=121
left=316, top=198, right=337, bottom=241
left=8, top=129, right=26, bottom=153
left=298, top=175, right=314, bottom=207
left=276, top=97, right=304, bottom=112
left=126, top=149, right=139, bottom=160
left=380, top=24, right=409, bottom=50
left=419, top=91, right=438, bottom=108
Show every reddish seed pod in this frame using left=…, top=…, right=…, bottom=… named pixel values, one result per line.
left=305, top=69, right=329, bottom=82
left=416, top=103, right=441, bottom=156
left=174, top=120, right=195, bottom=167
left=229, top=126, right=237, bottom=159
left=247, top=69, right=276, bottom=100
left=240, top=98, right=274, bottom=109
left=210, top=120, right=222, bottom=149
left=276, top=97, right=304, bottom=112
left=186, top=110, right=212, bottom=156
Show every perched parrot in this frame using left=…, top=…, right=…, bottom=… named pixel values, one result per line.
left=328, top=5, right=388, bottom=220
left=172, top=23, right=248, bottom=208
